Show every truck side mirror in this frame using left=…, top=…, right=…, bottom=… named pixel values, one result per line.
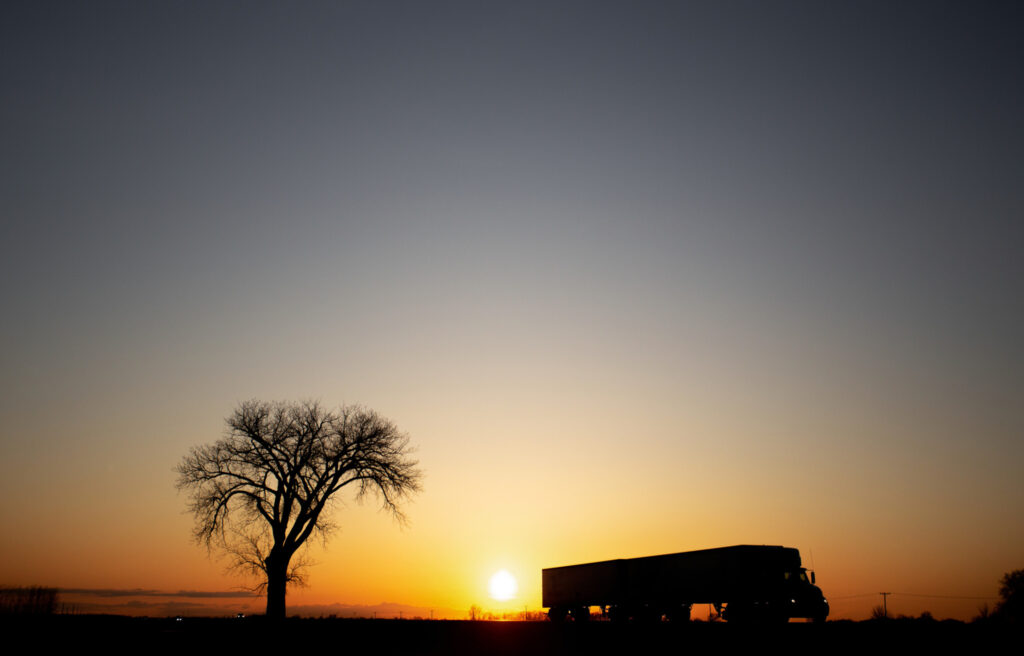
left=811, top=571, right=816, bottom=584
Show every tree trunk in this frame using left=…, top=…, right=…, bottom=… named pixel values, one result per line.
left=265, top=550, right=289, bottom=619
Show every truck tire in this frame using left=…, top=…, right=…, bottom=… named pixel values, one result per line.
left=667, top=604, right=691, bottom=622
left=608, top=606, right=628, bottom=623
left=722, top=602, right=748, bottom=623
left=569, top=606, right=591, bottom=622
left=548, top=606, right=567, bottom=623
left=726, top=602, right=787, bottom=624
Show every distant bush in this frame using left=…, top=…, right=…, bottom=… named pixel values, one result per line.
left=0, top=586, right=58, bottom=615
left=994, top=569, right=1023, bottom=623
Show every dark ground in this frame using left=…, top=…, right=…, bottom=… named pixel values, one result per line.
left=3, top=615, right=1012, bottom=654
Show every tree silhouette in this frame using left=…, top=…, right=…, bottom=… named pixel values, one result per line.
left=995, top=569, right=1024, bottom=623
left=176, top=400, right=422, bottom=619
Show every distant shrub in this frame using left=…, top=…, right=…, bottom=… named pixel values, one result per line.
left=0, top=586, right=58, bottom=615
left=995, top=569, right=1024, bottom=623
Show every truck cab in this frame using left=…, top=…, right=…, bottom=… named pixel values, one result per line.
left=720, top=565, right=829, bottom=623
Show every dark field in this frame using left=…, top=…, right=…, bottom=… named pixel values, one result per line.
left=4, top=616, right=1011, bottom=654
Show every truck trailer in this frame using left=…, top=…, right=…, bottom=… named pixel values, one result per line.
left=542, top=545, right=828, bottom=623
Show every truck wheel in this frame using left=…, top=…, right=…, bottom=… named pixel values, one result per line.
left=723, top=602, right=748, bottom=623
left=636, top=605, right=661, bottom=623
left=667, top=604, right=691, bottom=622
left=548, top=606, right=567, bottom=623
left=570, top=606, right=591, bottom=622
left=608, top=606, right=628, bottom=623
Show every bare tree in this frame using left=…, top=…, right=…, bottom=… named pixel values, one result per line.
left=176, top=400, right=422, bottom=619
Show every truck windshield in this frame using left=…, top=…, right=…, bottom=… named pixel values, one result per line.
left=784, top=570, right=809, bottom=584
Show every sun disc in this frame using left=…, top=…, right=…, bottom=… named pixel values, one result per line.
left=488, top=569, right=518, bottom=601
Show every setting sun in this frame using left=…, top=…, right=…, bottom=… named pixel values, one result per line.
left=488, top=570, right=518, bottom=601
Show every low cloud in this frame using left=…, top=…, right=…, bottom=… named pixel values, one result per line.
left=60, top=588, right=258, bottom=599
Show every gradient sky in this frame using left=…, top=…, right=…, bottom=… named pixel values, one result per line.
left=2, top=1, right=1022, bottom=620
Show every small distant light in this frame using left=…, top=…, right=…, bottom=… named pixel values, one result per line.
left=175, top=616, right=183, bottom=622
left=236, top=613, right=245, bottom=619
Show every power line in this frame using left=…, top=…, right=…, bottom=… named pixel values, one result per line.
left=828, top=591, right=998, bottom=601
left=888, top=592, right=998, bottom=601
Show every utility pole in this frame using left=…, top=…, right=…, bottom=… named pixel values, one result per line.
left=879, top=592, right=892, bottom=618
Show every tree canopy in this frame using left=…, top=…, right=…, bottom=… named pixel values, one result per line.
left=996, top=569, right=1024, bottom=623
left=176, top=400, right=422, bottom=618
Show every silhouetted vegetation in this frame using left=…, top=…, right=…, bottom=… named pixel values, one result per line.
left=176, top=400, right=422, bottom=619
left=0, top=614, right=1012, bottom=654
left=994, top=569, right=1023, bottom=623
left=465, top=607, right=549, bottom=621
left=0, top=586, right=57, bottom=615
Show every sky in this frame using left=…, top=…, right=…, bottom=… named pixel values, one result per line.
left=1, top=1, right=1022, bottom=621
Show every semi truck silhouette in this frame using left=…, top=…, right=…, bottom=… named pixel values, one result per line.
left=543, top=545, right=828, bottom=623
